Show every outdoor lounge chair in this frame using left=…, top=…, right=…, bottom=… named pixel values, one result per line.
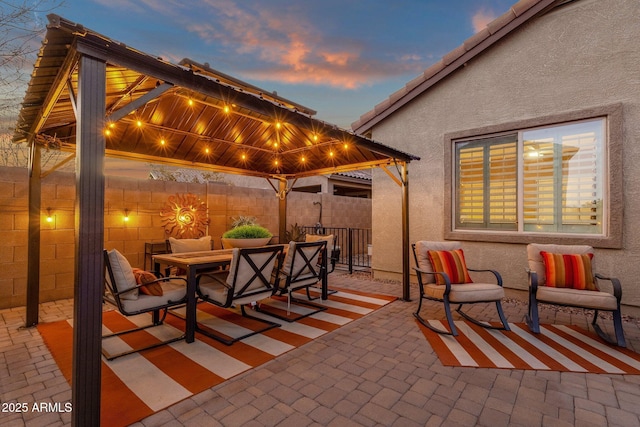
left=411, top=241, right=510, bottom=336
left=264, top=240, right=329, bottom=322
left=195, top=245, right=284, bottom=345
left=526, top=243, right=625, bottom=347
left=102, top=249, right=188, bottom=360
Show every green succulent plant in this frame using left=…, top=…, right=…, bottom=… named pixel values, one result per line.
left=222, top=224, right=272, bottom=239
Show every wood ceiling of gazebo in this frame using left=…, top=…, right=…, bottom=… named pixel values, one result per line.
left=14, top=15, right=418, bottom=179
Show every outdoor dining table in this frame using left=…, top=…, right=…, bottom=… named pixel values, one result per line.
left=152, top=247, right=329, bottom=343
left=153, top=249, right=234, bottom=343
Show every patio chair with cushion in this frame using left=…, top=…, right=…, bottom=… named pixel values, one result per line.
left=265, top=240, right=329, bottom=322
left=412, top=241, right=510, bottom=336
left=304, top=233, right=338, bottom=299
left=195, top=245, right=284, bottom=345
left=103, top=249, right=188, bottom=360
left=526, top=243, right=625, bottom=347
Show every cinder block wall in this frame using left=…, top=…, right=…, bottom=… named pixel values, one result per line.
left=0, top=167, right=371, bottom=309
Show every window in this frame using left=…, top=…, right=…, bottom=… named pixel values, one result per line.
left=454, top=118, right=605, bottom=236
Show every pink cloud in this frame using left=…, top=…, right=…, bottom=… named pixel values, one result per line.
left=189, top=0, right=423, bottom=89
left=472, top=8, right=497, bottom=33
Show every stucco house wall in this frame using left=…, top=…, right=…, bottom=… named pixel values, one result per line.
left=366, top=0, right=640, bottom=308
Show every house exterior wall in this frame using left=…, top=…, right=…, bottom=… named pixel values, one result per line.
left=0, top=166, right=370, bottom=309
left=369, top=0, right=640, bottom=307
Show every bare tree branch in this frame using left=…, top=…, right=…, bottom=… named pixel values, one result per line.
left=0, top=0, right=63, bottom=132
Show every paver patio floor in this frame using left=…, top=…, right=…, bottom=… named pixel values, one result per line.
left=2, top=272, right=640, bottom=426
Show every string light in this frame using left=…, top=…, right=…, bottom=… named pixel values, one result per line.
left=241, top=153, right=247, bottom=160
left=188, top=98, right=194, bottom=106
left=275, top=122, right=282, bottom=130
left=313, top=134, right=318, bottom=142
left=136, top=120, right=142, bottom=127
left=329, top=150, right=334, bottom=158
left=224, top=105, right=230, bottom=113
left=160, top=138, right=166, bottom=146
left=204, top=147, right=210, bottom=154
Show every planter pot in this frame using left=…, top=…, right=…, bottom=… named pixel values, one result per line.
left=221, top=237, right=271, bottom=249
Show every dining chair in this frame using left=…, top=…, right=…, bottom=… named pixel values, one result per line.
left=412, top=241, right=510, bottom=336
left=264, top=240, right=329, bottom=322
left=195, top=245, right=284, bottom=345
left=102, top=249, right=188, bottom=360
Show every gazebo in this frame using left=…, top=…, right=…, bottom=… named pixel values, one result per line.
left=13, top=14, right=419, bottom=425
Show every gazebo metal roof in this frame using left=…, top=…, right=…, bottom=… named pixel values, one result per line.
left=14, top=15, right=418, bottom=178
left=14, top=14, right=418, bottom=426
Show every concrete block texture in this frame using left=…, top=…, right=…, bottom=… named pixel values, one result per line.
left=0, top=166, right=371, bottom=308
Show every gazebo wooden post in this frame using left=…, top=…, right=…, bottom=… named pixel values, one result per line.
left=72, top=53, right=106, bottom=426
left=401, top=162, right=410, bottom=301
left=26, top=143, right=42, bottom=327
left=278, top=179, right=287, bottom=244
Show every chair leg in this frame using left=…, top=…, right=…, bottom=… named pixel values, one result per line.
left=257, top=289, right=328, bottom=323
left=613, top=309, right=627, bottom=348
left=525, top=292, right=540, bottom=334
left=455, top=301, right=510, bottom=331
left=591, top=309, right=626, bottom=348
left=101, top=309, right=185, bottom=360
left=413, top=296, right=457, bottom=336
left=195, top=305, right=281, bottom=346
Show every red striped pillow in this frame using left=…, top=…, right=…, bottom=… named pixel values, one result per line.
left=540, top=251, right=597, bottom=291
left=427, top=249, right=473, bottom=285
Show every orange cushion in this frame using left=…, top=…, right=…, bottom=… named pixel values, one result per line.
left=540, top=251, right=597, bottom=291
left=132, top=269, right=164, bottom=296
left=427, top=249, right=473, bottom=285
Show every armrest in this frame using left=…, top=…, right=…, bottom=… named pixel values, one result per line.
left=526, top=268, right=539, bottom=294
left=467, top=268, right=503, bottom=286
left=412, top=267, right=452, bottom=294
left=595, top=273, right=622, bottom=301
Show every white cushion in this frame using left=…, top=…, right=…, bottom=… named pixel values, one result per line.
left=169, top=236, right=211, bottom=253
left=305, top=234, right=334, bottom=248
left=536, top=286, right=618, bottom=311
left=282, top=241, right=324, bottom=283
left=120, top=278, right=187, bottom=312
left=106, top=249, right=138, bottom=300
left=424, top=282, right=505, bottom=303
left=198, top=248, right=279, bottom=306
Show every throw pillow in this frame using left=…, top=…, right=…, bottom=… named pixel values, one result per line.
left=132, top=268, right=164, bottom=296
left=540, top=251, right=597, bottom=291
left=427, top=249, right=473, bottom=285
left=168, top=236, right=211, bottom=253
left=106, top=249, right=139, bottom=300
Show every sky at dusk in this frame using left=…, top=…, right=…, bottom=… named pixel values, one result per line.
left=45, top=0, right=517, bottom=129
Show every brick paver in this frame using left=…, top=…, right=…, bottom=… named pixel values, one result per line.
left=1, top=272, right=640, bottom=426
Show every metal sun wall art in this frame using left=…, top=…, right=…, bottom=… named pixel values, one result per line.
left=160, top=193, right=209, bottom=238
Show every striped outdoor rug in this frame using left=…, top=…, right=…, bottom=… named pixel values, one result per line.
left=38, top=288, right=395, bottom=427
left=418, top=320, right=640, bottom=374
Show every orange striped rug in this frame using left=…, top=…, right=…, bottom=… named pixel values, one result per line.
left=38, top=288, right=395, bottom=427
left=417, top=320, right=640, bottom=374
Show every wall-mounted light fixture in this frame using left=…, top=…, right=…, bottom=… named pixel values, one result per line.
left=46, top=208, right=54, bottom=223
left=123, top=209, right=130, bottom=222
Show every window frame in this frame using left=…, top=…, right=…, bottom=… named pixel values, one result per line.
left=444, top=104, right=623, bottom=249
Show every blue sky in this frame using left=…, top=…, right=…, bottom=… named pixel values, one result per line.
left=51, top=0, right=515, bottom=128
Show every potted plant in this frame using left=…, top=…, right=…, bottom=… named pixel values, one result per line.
left=221, top=217, right=273, bottom=248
